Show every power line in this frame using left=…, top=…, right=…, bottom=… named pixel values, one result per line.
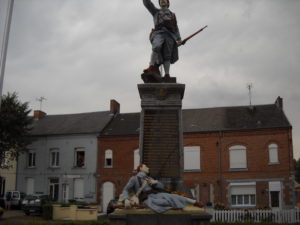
left=0, top=0, right=14, bottom=110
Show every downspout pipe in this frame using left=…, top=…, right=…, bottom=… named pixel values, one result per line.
left=217, top=131, right=223, bottom=202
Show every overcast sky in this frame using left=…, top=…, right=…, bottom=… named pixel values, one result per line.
left=1, top=0, right=299, bottom=158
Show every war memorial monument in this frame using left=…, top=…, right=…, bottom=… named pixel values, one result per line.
left=109, top=0, right=211, bottom=224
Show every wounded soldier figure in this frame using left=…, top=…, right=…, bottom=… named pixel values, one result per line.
left=119, top=164, right=203, bottom=213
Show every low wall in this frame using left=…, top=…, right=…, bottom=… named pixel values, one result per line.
left=52, top=204, right=98, bottom=221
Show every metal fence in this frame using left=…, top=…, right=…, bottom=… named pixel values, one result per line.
left=205, top=208, right=300, bottom=223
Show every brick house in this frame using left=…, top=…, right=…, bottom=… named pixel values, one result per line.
left=97, top=97, right=295, bottom=211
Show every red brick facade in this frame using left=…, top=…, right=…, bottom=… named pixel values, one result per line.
left=97, top=127, right=295, bottom=209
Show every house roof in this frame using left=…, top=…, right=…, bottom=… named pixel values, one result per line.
left=30, top=111, right=114, bottom=136
left=100, top=103, right=291, bottom=136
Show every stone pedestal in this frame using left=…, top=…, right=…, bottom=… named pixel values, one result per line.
left=138, top=83, right=185, bottom=191
left=108, top=83, right=212, bottom=225
left=109, top=208, right=212, bottom=225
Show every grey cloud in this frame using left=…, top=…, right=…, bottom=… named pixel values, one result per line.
left=1, top=0, right=300, bottom=158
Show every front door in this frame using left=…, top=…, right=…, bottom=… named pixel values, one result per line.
left=269, top=181, right=281, bottom=209
left=102, top=182, right=114, bottom=213
left=270, top=191, right=280, bottom=208
left=49, top=178, right=59, bottom=201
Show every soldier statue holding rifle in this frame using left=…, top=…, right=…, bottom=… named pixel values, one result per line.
left=142, top=0, right=207, bottom=83
left=142, top=0, right=181, bottom=80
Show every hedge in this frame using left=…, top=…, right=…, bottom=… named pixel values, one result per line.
left=0, top=221, right=109, bottom=225
left=212, top=223, right=300, bottom=225
left=42, top=203, right=53, bottom=220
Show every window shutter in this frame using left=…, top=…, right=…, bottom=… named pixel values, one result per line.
left=229, top=145, right=247, bottom=169
left=231, top=185, right=256, bottom=195
left=184, top=146, right=200, bottom=170
left=269, top=144, right=279, bottom=163
left=134, top=149, right=140, bottom=170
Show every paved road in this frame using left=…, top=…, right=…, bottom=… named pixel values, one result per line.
left=0, top=209, right=43, bottom=223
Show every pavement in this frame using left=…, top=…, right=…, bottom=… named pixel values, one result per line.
left=0, top=209, right=43, bottom=224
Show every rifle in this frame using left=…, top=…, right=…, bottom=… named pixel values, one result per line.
left=179, top=25, right=208, bottom=46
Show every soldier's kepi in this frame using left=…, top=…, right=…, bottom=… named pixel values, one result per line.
left=143, top=0, right=182, bottom=78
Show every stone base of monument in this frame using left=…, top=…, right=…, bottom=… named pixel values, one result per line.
left=109, top=205, right=212, bottom=225
left=141, top=71, right=176, bottom=83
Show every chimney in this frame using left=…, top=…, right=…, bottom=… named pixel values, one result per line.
left=110, top=99, right=120, bottom=114
left=33, top=110, right=46, bottom=120
left=275, top=96, right=283, bottom=109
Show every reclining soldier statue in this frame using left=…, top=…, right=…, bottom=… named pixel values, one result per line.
left=119, top=164, right=203, bottom=214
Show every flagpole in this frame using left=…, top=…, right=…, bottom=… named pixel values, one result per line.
left=0, top=0, right=14, bottom=109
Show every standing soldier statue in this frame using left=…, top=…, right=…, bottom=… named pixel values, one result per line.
left=142, top=0, right=182, bottom=81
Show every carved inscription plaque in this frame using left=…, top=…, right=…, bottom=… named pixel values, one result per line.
left=142, top=109, right=180, bottom=178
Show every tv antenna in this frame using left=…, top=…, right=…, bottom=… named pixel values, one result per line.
left=36, top=97, right=46, bottom=111
left=247, top=83, right=253, bottom=106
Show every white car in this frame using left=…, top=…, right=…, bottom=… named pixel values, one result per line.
left=4, top=191, right=26, bottom=209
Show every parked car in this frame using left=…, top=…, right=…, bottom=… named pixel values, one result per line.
left=22, top=195, right=50, bottom=215
left=0, top=206, right=3, bottom=218
left=4, top=191, right=26, bottom=209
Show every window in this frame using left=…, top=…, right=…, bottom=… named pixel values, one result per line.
left=28, top=151, right=36, bottom=168
left=49, top=178, right=59, bottom=201
left=0, top=151, right=9, bottom=168
left=184, top=146, right=200, bottom=171
left=50, top=149, right=60, bottom=167
left=231, top=194, right=255, bottom=206
left=230, top=183, right=256, bottom=207
left=105, top=150, right=113, bottom=168
left=0, top=177, right=5, bottom=197
left=75, top=148, right=85, bottom=168
left=268, top=144, right=279, bottom=164
left=229, top=145, right=247, bottom=169
left=134, top=149, right=140, bottom=170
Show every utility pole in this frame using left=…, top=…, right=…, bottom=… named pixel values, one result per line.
left=0, top=0, right=14, bottom=110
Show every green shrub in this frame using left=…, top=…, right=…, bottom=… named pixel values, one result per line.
left=60, top=203, right=71, bottom=207
left=211, top=223, right=300, bottom=225
left=1, top=220, right=110, bottom=225
left=42, top=203, right=53, bottom=220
